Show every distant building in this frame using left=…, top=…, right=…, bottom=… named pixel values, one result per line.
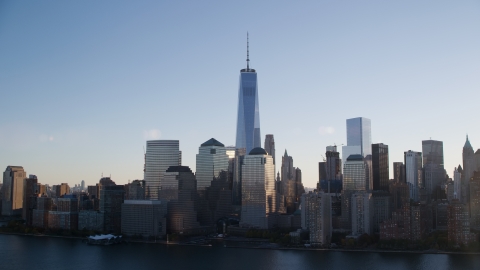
left=240, top=147, right=276, bottom=229
left=462, top=136, right=475, bottom=205
left=454, top=166, right=462, bottom=201
left=144, top=140, right=181, bottom=200
left=32, top=197, right=53, bottom=228
left=78, top=210, right=104, bottom=232
left=341, top=116, right=371, bottom=177
left=165, top=166, right=202, bottom=234
left=100, top=185, right=125, bottom=233
left=372, top=191, right=392, bottom=233
left=264, top=134, right=275, bottom=167
left=301, top=191, right=332, bottom=246
left=469, top=171, right=480, bottom=230
left=372, top=143, right=389, bottom=191
left=318, top=147, right=342, bottom=194
left=341, top=154, right=366, bottom=230
left=23, top=175, right=39, bottom=225
left=389, top=180, right=410, bottom=210
left=280, top=150, right=303, bottom=213
left=2, top=166, right=26, bottom=216
left=393, top=162, right=405, bottom=183
left=55, top=183, right=70, bottom=198
left=404, top=151, right=422, bottom=201
left=126, top=180, right=146, bottom=200
left=434, top=201, right=449, bottom=231
left=195, top=138, right=229, bottom=190
left=121, top=200, right=167, bottom=238
left=351, top=192, right=373, bottom=236
left=48, top=195, right=79, bottom=230
left=448, top=200, right=477, bottom=246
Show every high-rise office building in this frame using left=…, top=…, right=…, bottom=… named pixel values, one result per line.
left=343, top=155, right=367, bottom=192
left=318, top=147, right=342, bottom=194
left=23, top=175, right=39, bottom=225
left=475, top=149, right=480, bottom=172
left=281, top=150, right=303, bottom=213
left=404, top=151, right=422, bottom=201
left=100, top=185, right=125, bottom=233
left=264, top=134, right=275, bottom=166
left=393, top=162, right=405, bottom=183
left=422, top=140, right=444, bottom=167
left=144, top=140, right=181, bottom=200
left=341, top=155, right=366, bottom=230
left=2, top=166, right=26, bottom=216
left=196, top=138, right=229, bottom=190
left=127, top=180, right=146, bottom=200
left=240, top=147, right=276, bottom=229
left=422, top=140, right=446, bottom=199
left=342, top=117, right=371, bottom=163
left=235, top=34, right=261, bottom=154
left=372, top=143, right=389, bottom=191
left=462, top=136, right=475, bottom=205
left=165, top=166, right=201, bottom=234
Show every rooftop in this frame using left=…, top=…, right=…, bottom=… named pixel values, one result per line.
left=249, top=147, right=267, bottom=155
left=201, top=138, right=224, bottom=147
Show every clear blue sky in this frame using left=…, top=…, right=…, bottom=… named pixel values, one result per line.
left=1, top=1, right=479, bottom=188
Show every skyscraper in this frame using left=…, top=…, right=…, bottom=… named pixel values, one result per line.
left=422, top=140, right=446, bottom=199
left=240, top=147, right=276, bottom=229
left=144, top=140, right=181, bottom=200
left=454, top=166, right=462, bottom=201
left=2, top=166, right=26, bottom=216
left=393, top=162, right=405, bottom=183
left=195, top=138, right=229, bottom=190
left=264, top=134, right=275, bottom=166
left=462, top=135, right=475, bottom=205
left=235, top=34, right=261, bottom=154
left=342, top=117, right=372, bottom=167
left=405, top=150, right=422, bottom=201
left=372, top=143, right=389, bottom=191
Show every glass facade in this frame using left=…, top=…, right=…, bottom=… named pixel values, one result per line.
left=240, top=149, right=275, bottom=229
left=372, top=143, right=389, bottom=191
left=422, top=140, right=444, bottom=167
left=404, top=150, right=422, bottom=201
left=144, top=140, right=181, bottom=200
left=235, top=71, right=261, bottom=154
left=343, top=156, right=366, bottom=191
left=346, top=117, right=372, bottom=157
left=195, top=138, right=229, bottom=190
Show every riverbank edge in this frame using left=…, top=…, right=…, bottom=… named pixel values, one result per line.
left=1, top=232, right=479, bottom=255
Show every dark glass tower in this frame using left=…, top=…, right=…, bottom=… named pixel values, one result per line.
left=372, top=143, right=389, bottom=191
left=235, top=34, right=261, bottom=154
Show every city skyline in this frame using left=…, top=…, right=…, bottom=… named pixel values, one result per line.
left=1, top=1, right=480, bottom=188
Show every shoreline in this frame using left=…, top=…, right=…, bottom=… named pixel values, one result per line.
left=1, top=232, right=479, bottom=255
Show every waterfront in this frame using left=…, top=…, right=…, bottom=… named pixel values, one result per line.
left=0, top=234, right=479, bottom=270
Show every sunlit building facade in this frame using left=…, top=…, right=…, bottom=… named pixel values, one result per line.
left=240, top=147, right=276, bottom=229
left=144, top=140, right=181, bottom=200
left=2, top=166, right=26, bottom=216
left=405, top=150, right=422, bottom=202
left=195, top=138, right=229, bottom=190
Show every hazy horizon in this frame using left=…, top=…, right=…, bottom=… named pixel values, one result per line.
left=1, top=1, right=479, bottom=188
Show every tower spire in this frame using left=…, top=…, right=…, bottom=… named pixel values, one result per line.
left=246, top=32, right=250, bottom=71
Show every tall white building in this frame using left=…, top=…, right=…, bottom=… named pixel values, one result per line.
left=195, top=138, right=229, bottom=190
left=240, top=147, right=276, bottom=229
left=351, top=191, right=373, bottom=236
left=301, top=191, right=332, bottom=246
left=405, top=150, right=422, bottom=201
left=144, top=140, right=181, bottom=200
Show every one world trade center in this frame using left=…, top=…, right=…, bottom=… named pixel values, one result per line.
left=235, top=34, right=261, bottom=154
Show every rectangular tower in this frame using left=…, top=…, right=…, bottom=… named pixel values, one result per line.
left=144, top=140, right=181, bottom=200
left=372, top=143, right=389, bottom=191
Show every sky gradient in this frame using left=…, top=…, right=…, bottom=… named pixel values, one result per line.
left=1, top=1, right=479, bottom=188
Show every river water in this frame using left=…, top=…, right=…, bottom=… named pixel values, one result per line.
left=0, top=234, right=479, bottom=270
